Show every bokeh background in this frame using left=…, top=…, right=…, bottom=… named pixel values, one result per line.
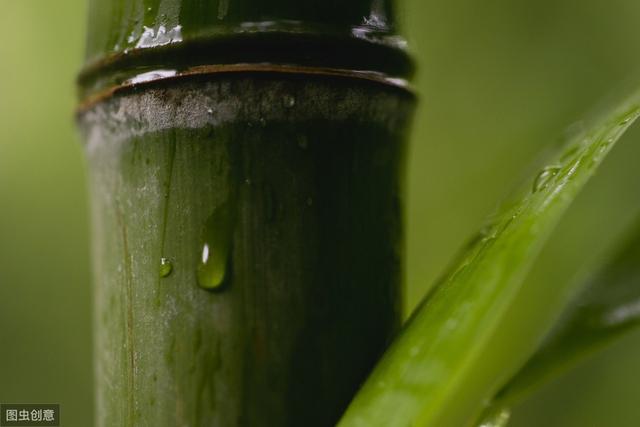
left=2, top=0, right=640, bottom=425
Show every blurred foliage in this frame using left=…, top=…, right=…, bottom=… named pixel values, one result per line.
left=0, top=2, right=91, bottom=427
left=2, top=0, right=640, bottom=426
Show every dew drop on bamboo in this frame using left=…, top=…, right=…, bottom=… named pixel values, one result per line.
left=159, top=257, right=173, bottom=277
left=197, top=201, right=233, bottom=291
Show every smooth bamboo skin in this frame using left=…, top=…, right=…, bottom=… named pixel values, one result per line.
left=80, top=74, right=413, bottom=426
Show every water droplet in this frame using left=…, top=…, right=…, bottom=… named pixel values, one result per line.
left=597, top=143, right=609, bottom=155
left=532, top=166, right=561, bottom=192
left=283, top=95, right=295, bottom=108
left=259, top=117, right=267, bottom=127
left=207, top=107, right=213, bottom=115
left=620, top=117, right=631, bottom=125
left=197, top=201, right=234, bottom=291
left=478, top=409, right=511, bottom=427
left=159, top=258, right=173, bottom=277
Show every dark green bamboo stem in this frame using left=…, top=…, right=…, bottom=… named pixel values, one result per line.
left=78, top=1, right=414, bottom=426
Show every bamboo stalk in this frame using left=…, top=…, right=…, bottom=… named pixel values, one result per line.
left=78, top=1, right=415, bottom=425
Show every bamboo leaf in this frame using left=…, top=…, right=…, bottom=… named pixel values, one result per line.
left=338, top=94, right=640, bottom=427
left=489, top=218, right=640, bottom=410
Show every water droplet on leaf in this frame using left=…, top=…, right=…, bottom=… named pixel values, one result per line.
left=159, top=258, right=173, bottom=277
left=478, top=409, right=511, bottom=427
left=533, top=166, right=561, bottom=192
left=283, top=95, right=295, bottom=108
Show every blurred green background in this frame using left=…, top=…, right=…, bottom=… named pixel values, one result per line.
left=2, top=0, right=640, bottom=425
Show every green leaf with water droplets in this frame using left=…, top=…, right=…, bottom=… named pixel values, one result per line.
left=338, top=94, right=640, bottom=427
left=487, top=218, right=640, bottom=411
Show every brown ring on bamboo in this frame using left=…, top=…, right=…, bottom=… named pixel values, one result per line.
left=76, top=63, right=414, bottom=114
